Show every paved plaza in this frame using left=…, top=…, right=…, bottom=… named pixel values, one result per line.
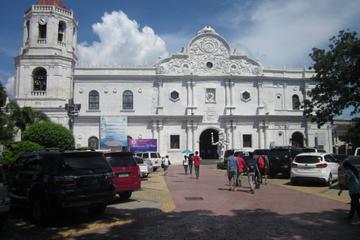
left=2, top=163, right=360, bottom=240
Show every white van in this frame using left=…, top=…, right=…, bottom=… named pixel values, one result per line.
left=139, top=152, right=162, bottom=171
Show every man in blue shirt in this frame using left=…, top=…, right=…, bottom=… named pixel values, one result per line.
left=227, top=149, right=238, bottom=191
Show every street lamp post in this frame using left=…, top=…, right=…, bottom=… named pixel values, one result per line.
left=65, top=99, right=81, bottom=132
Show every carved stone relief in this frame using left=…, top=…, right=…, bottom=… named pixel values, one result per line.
left=156, top=33, right=262, bottom=76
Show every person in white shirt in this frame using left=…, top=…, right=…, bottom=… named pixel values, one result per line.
left=162, top=155, right=171, bottom=175
left=183, top=155, right=189, bottom=175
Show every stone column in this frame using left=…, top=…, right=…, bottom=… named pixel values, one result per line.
left=282, top=83, right=287, bottom=110
left=224, top=81, right=229, bottom=108
left=263, top=121, right=268, bottom=149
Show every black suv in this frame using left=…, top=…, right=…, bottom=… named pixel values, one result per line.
left=268, top=147, right=303, bottom=178
left=6, top=151, right=115, bottom=224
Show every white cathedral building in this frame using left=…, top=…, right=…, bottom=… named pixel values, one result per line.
left=13, top=0, right=333, bottom=162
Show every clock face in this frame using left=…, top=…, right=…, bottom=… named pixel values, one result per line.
left=39, top=18, right=47, bottom=25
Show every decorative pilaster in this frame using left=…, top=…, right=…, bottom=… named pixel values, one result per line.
left=154, top=80, right=163, bottom=114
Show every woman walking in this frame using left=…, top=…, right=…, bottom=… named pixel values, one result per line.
left=339, top=161, right=360, bottom=221
left=183, top=155, right=189, bottom=175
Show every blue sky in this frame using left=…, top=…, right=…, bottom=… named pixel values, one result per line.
left=1, top=0, right=359, bottom=118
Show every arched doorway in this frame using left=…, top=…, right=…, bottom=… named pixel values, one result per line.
left=291, top=132, right=304, bottom=148
left=199, top=129, right=219, bottom=159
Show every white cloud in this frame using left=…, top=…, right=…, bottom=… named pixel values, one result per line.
left=77, top=11, right=169, bottom=66
left=224, top=0, right=360, bottom=68
left=5, top=76, right=15, bottom=99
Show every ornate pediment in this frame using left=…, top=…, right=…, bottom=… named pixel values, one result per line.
left=156, top=26, right=263, bottom=76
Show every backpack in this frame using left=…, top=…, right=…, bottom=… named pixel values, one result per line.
left=257, top=155, right=265, bottom=169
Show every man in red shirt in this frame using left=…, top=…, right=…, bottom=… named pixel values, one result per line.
left=193, top=151, right=201, bottom=180
left=235, top=152, right=246, bottom=187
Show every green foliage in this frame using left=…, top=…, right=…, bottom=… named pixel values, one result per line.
left=0, top=141, right=44, bottom=166
left=217, top=161, right=227, bottom=170
left=0, top=82, right=6, bottom=108
left=22, top=122, right=74, bottom=151
left=340, top=118, right=360, bottom=148
left=5, top=100, right=49, bottom=132
left=305, top=30, right=360, bottom=127
left=0, top=112, right=16, bottom=145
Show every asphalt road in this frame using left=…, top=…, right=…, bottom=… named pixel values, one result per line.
left=1, top=164, right=360, bottom=240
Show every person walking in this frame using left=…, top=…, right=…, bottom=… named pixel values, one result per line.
left=188, top=153, right=194, bottom=175
left=183, top=155, right=189, bottom=175
left=235, top=152, right=246, bottom=187
left=193, top=151, right=201, bottom=180
left=338, top=161, right=360, bottom=221
left=162, top=155, right=171, bottom=176
left=246, top=152, right=260, bottom=194
left=257, top=155, right=266, bottom=184
left=226, top=150, right=238, bottom=191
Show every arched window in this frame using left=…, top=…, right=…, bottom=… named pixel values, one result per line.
left=88, top=136, right=99, bottom=149
left=89, top=90, right=99, bottom=110
left=58, top=21, right=66, bottom=42
left=38, top=22, right=47, bottom=39
left=32, top=67, right=47, bottom=91
left=123, top=90, right=133, bottom=110
left=292, top=94, right=300, bottom=110
left=291, top=132, right=304, bottom=148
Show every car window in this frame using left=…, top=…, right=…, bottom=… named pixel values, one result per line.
left=61, top=155, right=111, bottom=174
left=295, top=156, right=321, bottom=164
left=134, top=157, right=144, bottom=164
left=150, top=153, right=160, bottom=158
left=106, top=155, right=137, bottom=167
left=23, top=158, right=42, bottom=171
left=142, top=153, right=149, bottom=159
left=324, top=155, right=336, bottom=163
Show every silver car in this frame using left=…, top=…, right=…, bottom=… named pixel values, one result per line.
left=0, top=167, right=10, bottom=229
left=134, top=157, right=153, bottom=177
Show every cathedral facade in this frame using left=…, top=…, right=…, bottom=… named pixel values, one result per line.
left=14, top=1, right=333, bottom=162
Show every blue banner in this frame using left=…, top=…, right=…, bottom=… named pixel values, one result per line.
left=100, top=116, right=128, bottom=148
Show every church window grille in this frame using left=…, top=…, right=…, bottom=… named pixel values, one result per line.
left=170, top=135, right=180, bottom=149
left=123, top=90, right=133, bottom=110
left=38, top=23, right=47, bottom=39
left=32, top=67, right=47, bottom=91
left=88, top=136, right=99, bottom=149
left=243, top=134, right=252, bottom=148
left=292, top=94, right=300, bottom=110
left=89, top=90, right=99, bottom=110
left=58, top=21, right=66, bottom=42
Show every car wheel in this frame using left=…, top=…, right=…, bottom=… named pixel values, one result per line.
left=88, top=204, right=106, bottom=216
left=119, top=191, right=132, bottom=200
left=327, top=174, right=333, bottom=186
left=290, top=178, right=297, bottom=185
left=32, top=198, right=50, bottom=225
left=153, top=167, right=158, bottom=172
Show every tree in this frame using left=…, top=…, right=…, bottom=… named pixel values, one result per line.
left=5, top=100, right=49, bottom=132
left=0, top=82, right=6, bottom=109
left=0, top=141, right=44, bottom=166
left=22, top=122, right=75, bottom=150
left=340, top=118, right=360, bottom=149
left=304, top=30, right=360, bottom=126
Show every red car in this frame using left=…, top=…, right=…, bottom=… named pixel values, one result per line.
left=104, top=152, right=141, bottom=200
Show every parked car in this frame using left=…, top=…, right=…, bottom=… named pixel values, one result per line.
left=290, top=153, right=339, bottom=185
left=253, top=149, right=270, bottom=161
left=354, top=147, right=360, bottom=156
left=134, top=156, right=152, bottom=177
left=138, top=152, right=162, bottom=171
left=6, top=151, right=115, bottom=224
left=0, top=167, right=10, bottom=229
left=104, top=152, right=141, bottom=200
left=338, top=156, right=360, bottom=189
left=268, top=147, right=303, bottom=178
left=300, top=147, right=326, bottom=153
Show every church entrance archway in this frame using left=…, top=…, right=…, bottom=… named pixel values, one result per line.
left=199, top=129, right=219, bottom=159
left=291, top=132, right=304, bottom=148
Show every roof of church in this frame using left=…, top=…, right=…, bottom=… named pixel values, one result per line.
left=36, top=0, right=68, bottom=9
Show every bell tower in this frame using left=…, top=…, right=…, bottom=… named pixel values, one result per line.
left=14, top=0, right=77, bottom=128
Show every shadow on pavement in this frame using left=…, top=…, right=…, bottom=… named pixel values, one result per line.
left=4, top=205, right=360, bottom=240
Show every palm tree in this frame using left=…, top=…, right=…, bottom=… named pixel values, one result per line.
left=5, top=100, right=49, bottom=132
